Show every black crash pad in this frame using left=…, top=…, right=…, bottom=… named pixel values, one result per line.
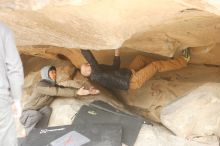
left=20, top=125, right=74, bottom=146
left=19, top=124, right=122, bottom=146
left=73, top=101, right=144, bottom=146
left=73, top=124, right=122, bottom=146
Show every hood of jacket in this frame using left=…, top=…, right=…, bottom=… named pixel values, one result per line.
left=40, top=65, right=56, bottom=84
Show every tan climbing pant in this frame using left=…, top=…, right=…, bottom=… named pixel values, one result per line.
left=129, top=55, right=187, bottom=89
left=0, top=97, right=18, bottom=146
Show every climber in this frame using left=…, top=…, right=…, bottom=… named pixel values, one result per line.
left=20, top=65, right=100, bottom=135
left=80, top=48, right=190, bottom=90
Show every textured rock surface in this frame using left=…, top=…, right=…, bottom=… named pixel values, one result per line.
left=0, top=0, right=220, bottom=65
left=134, top=124, right=219, bottom=146
left=114, top=64, right=220, bottom=122
left=161, top=83, right=220, bottom=139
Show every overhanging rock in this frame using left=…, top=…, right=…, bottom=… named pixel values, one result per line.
left=0, top=0, right=220, bottom=65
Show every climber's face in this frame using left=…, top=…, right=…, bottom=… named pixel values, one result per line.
left=80, top=63, right=92, bottom=77
left=48, top=70, right=57, bottom=81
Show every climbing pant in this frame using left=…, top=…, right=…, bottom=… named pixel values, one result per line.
left=129, top=55, right=187, bottom=89
left=0, top=97, right=18, bottom=146
left=20, top=106, right=52, bottom=135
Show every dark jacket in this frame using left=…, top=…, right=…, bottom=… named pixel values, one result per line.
left=81, top=50, right=132, bottom=90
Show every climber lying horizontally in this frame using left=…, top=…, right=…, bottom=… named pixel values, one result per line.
left=20, top=65, right=99, bottom=135
left=80, top=48, right=190, bottom=90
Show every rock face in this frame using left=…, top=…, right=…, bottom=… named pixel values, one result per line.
left=114, top=64, right=220, bottom=122
left=161, top=83, right=220, bottom=139
left=0, top=0, right=220, bottom=65
left=134, top=124, right=219, bottom=146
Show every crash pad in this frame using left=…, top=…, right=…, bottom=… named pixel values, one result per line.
left=73, top=101, right=144, bottom=146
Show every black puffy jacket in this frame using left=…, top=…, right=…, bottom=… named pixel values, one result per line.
left=81, top=50, right=132, bottom=90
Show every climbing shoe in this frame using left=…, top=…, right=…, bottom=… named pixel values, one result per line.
left=182, top=48, right=191, bottom=62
